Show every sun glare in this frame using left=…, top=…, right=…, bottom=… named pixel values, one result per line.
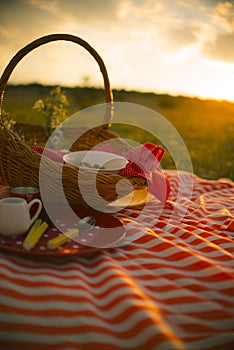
left=210, top=85, right=234, bottom=102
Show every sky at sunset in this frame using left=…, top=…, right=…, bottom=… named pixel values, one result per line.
left=0, top=0, right=234, bottom=101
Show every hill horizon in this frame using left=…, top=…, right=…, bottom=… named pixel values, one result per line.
left=3, top=83, right=234, bottom=105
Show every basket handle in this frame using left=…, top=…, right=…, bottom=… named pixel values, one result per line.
left=0, top=33, right=113, bottom=126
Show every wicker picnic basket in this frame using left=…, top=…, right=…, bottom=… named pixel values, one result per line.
left=0, top=34, right=147, bottom=207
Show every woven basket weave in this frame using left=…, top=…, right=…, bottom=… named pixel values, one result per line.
left=0, top=34, right=147, bottom=207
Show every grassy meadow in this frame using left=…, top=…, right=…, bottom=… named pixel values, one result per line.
left=2, top=84, right=234, bottom=180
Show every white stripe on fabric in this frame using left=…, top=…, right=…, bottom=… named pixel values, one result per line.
left=185, top=333, right=234, bottom=350
left=2, top=273, right=232, bottom=303
left=0, top=293, right=230, bottom=315
left=0, top=306, right=166, bottom=330
left=1, top=260, right=233, bottom=285
left=167, top=314, right=234, bottom=331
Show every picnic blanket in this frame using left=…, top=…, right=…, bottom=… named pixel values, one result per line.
left=0, top=170, right=233, bottom=350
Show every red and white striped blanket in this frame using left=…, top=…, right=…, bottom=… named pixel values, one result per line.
left=0, top=170, right=233, bottom=350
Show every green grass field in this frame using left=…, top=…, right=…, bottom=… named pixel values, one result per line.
left=2, top=84, right=234, bottom=180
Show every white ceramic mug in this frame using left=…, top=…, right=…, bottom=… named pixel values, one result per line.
left=0, top=197, right=42, bottom=237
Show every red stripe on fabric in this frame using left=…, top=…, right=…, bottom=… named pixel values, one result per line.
left=0, top=319, right=174, bottom=341
left=0, top=334, right=185, bottom=350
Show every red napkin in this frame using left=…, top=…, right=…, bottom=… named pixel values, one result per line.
left=95, top=142, right=170, bottom=202
left=31, top=146, right=67, bottom=163
left=31, top=143, right=170, bottom=203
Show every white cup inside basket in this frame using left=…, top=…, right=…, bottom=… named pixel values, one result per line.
left=63, top=151, right=128, bottom=174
